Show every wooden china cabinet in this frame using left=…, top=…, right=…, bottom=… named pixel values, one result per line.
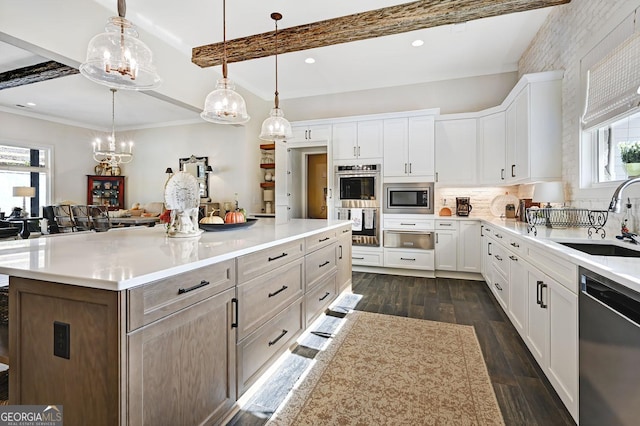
left=87, top=175, right=125, bottom=210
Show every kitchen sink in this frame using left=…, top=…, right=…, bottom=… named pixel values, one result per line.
left=558, top=242, right=640, bottom=257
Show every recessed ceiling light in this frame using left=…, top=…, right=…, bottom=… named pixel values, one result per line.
left=411, top=39, right=424, bottom=47
left=305, top=57, right=316, bottom=64
left=26, top=102, right=36, bottom=107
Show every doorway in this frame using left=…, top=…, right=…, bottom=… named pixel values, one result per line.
left=307, top=153, right=327, bottom=219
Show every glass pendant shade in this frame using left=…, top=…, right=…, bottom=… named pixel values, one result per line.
left=201, top=77, right=250, bottom=124
left=80, top=16, right=161, bottom=90
left=259, top=107, right=292, bottom=141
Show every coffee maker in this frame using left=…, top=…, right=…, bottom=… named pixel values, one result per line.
left=456, top=197, right=472, bottom=216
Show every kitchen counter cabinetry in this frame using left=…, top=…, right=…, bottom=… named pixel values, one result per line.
left=288, top=124, right=331, bottom=144
left=383, top=116, right=435, bottom=181
left=434, top=117, right=477, bottom=184
left=480, top=222, right=578, bottom=421
left=333, top=120, right=383, bottom=161
left=435, top=220, right=457, bottom=271
left=336, top=227, right=352, bottom=292
left=478, top=111, right=506, bottom=185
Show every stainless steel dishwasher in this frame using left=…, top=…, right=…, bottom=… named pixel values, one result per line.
left=579, top=267, right=640, bottom=426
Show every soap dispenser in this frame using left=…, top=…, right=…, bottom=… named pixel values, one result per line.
left=622, top=198, right=635, bottom=234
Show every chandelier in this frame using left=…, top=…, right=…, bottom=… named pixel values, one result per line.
left=93, top=88, right=133, bottom=167
left=80, top=0, right=161, bottom=90
left=201, top=0, right=250, bottom=124
left=259, top=12, right=292, bottom=141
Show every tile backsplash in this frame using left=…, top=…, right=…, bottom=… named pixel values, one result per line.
left=435, top=186, right=530, bottom=218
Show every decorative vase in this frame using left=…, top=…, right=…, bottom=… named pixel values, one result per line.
left=624, top=162, right=640, bottom=178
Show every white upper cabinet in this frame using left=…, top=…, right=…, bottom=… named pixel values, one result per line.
left=288, top=124, right=331, bottom=144
left=384, top=116, right=435, bottom=181
left=478, top=112, right=506, bottom=185
left=435, top=117, right=477, bottom=185
left=333, top=120, right=383, bottom=161
left=505, top=73, right=562, bottom=183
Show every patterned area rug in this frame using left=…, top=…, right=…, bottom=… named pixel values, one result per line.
left=267, top=311, right=504, bottom=425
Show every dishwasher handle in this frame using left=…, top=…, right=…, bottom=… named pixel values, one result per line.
left=582, top=271, right=640, bottom=326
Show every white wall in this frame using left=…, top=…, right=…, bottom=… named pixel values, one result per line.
left=519, top=0, right=640, bottom=235
left=282, top=72, right=518, bottom=121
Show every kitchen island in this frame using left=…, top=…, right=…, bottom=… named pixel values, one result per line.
left=0, top=218, right=352, bottom=425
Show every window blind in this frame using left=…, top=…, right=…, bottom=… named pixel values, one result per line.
left=582, top=12, right=640, bottom=130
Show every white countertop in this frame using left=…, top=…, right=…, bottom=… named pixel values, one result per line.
left=482, top=217, right=640, bottom=293
left=0, top=218, right=350, bottom=291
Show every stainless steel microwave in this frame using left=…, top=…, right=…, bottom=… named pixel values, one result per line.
left=383, top=182, right=434, bottom=214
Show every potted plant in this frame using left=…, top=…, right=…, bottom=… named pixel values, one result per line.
left=620, top=141, right=640, bottom=177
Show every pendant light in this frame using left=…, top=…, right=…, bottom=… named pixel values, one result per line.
left=80, top=0, right=161, bottom=90
left=259, top=12, right=292, bottom=141
left=201, top=0, right=250, bottom=124
left=92, top=88, right=133, bottom=167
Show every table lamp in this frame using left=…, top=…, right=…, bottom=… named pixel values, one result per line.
left=533, top=181, right=565, bottom=228
left=13, top=186, right=35, bottom=217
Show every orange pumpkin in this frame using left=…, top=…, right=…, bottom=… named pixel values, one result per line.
left=224, top=211, right=246, bottom=224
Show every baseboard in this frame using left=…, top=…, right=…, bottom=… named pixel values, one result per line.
left=352, top=266, right=484, bottom=281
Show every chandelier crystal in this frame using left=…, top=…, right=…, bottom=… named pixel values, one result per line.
left=93, top=88, right=133, bottom=167
left=201, top=0, right=250, bottom=124
left=80, top=0, right=161, bottom=90
left=260, top=12, right=292, bottom=141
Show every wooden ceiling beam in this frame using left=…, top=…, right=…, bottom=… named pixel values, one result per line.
left=192, top=0, right=570, bottom=68
left=0, top=61, right=79, bottom=91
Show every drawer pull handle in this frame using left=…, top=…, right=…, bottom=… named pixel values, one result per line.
left=342, top=229, right=350, bottom=233
left=178, top=280, right=209, bottom=295
left=319, top=292, right=331, bottom=301
left=319, top=260, right=330, bottom=268
left=400, top=257, right=416, bottom=261
left=268, top=252, right=288, bottom=262
left=400, top=223, right=416, bottom=226
left=494, top=255, right=503, bottom=261
left=268, top=285, right=288, bottom=298
left=268, top=329, right=288, bottom=346
left=494, top=283, right=503, bottom=291
left=352, top=256, right=365, bottom=260
left=494, top=233, right=503, bottom=239
left=319, top=237, right=330, bottom=242
left=510, top=242, right=520, bottom=248
left=509, top=255, right=518, bottom=261
left=440, top=223, right=452, bottom=226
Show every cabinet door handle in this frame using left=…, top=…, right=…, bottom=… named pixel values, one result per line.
left=540, top=282, right=548, bottom=309
left=339, top=245, right=343, bottom=259
left=409, top=163, right=412, bottom=173
left=329, top=188, right=332, bottom=199
left=353, top=146, right=357, bottom=157
left=358, top=146, right=361, bottom=156
left=400, top=257, right=416, bottom=261
left=435, top=172, right=439, bottom=182
left=511, top=164, right=516, bottom=178
left=509, top=255, right=518, bottom=261
left=494, top=255, right=503, bottom=261
left=268, top=252, right=288, bottom=262
left=231, top=298, right=238, bottom=328
left=319, top=292, right=331, bottom=301
left=501, top=168, right=505, bottom=180
left=488, top=242, right=492, bottom=256
left=536, top=280, right=543, bottom=305
left=268, top=285, right=288, bottom=298
left=178, top=280, right=209, bottom=295
left=404, top=163, right=407, bottom=173
left=319, top=260, right=330, bottom=268
left=268, top=329, right=289, bottom=346
left=510, top=242, right=520, bottom=248
left=304, top=130, right=308, bottom=139
left=494, top=283, right=503, bottom=291
left=352, top=256, right=365, bottom=260
left=319, top=237, right=330, bottom=242
left=309, top=129, right=312, bottom=139
left=436, top=233, right=439, bottom=244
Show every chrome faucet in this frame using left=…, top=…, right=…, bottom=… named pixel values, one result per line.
left=608, top=177, right=640, bottom=212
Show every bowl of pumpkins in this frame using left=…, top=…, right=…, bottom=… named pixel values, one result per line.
left=199, top=209, right=257, bottom=231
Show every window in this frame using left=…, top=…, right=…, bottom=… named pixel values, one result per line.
left=0, top=143, right=51, bottom=216
left=593, top=110, right=640, bottom=183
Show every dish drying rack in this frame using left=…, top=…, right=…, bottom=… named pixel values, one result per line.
left=525, top=208, right=608, bottom=238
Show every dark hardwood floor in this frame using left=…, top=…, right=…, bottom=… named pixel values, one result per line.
left=228, top=272, right=575, bottom=425
left=351, top=272, right=575, bottom=426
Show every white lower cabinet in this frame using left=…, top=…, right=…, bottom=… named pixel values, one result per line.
left=435, top=220, right=457, bottom=271
left=507, top=253, right=528, bottom=336
left=457, top=220, right=481, bottom=273
left=383, top=248, right=434, bottom=270
left=351, top=248, right=383, bottom=267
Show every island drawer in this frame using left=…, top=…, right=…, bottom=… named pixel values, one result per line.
left=237, top=257, right=304, bottom=341
left=305, top=243, right=337, bottom=291
left=305, top=271, right=337, bottom=326
left=237, top=297, right=304, bottom=396
left=236, top=239, right=304, bottom=284
left=127, top=259, right=235, bottom=331
left=305, top=228, right=337, bottom=253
